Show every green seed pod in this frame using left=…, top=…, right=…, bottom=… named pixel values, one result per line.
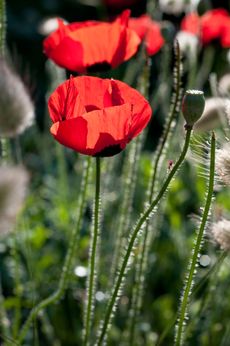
left=182, top=90, right=205, bottom=127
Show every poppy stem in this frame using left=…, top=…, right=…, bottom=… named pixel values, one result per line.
left=110, top=138, right=141, bottom=285
left=174, top=132, right=215, bottom=346
left=17, top=156, right=92, bottom=344
left=97, top=126, right=193, bottom=346
left=128, top=40, right=182, bottom=344
left=83, top=156, right=101, bottom=346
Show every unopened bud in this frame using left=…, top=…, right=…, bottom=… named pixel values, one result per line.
left=182, top=90, right=205, bottom=127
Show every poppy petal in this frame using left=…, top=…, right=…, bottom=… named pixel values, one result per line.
left=48, top=76, right=152, bottom=157
left=181, top=12, right=201, bottom=36
left=201, top=9, right=229, bottom=44
left=128, top=102, right=152, bottom=139
left=50, top=117, right=88, bottom=155
left=110, top=79, right=152, bottom=120
left=50, top=103, right=132, bottom=155
left=43, top=12, right=140, bottom=72
left=44, top=35, right=85, bottom=72
left=145, top=23, right=164, bottom=56
left=48, top=77, right=86, bottom=123
left=221, top=19, right=230, bottom=47
left=81, top=103, right=132, bottom=153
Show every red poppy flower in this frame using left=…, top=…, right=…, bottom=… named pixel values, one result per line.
left=220, top=17, right=230, bottom=47
left=43, top=10, right=141, bottom=73
left=181, top=9, right=230, bottom=47
left=48, top=76, right=152, bottom=157
left=128, top=15, right=164, bottom=56
left=181, top=12, right=200, bottom=36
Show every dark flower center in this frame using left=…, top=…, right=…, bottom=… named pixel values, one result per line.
left=87, top=62, right=111, bottom=73
left=93, top=144, right=123, bottom=157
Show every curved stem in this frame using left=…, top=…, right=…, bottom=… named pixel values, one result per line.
left=110, top=138, right=141, bottom=284
left=97, top=127, right=192, bottom=345
left=83, top=157, right=101, bottom=346
left=157, top=251, right=226, bottom=346
left=175, top=132, right=215, bottom=346
left=129, top=41, right=182, bottom=343
left=150, top=40, right=182, bottom=197
left=18, top=156, right=92, bottom=344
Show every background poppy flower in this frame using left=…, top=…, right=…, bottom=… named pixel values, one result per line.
left=48, top=76, right=152, bottom=157
left=221, top=18, right=230, bottom=47
left=43, top=10, right=141, bottom=73
left=129, top=15, right=164, bottom=56
left=181, top=9, right=230, bottom=47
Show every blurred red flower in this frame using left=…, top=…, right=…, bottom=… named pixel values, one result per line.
left=48, top=76, right=152, bottom=156
left=43, top=10, right=140, bottom=73
left=129, top=15, right=164, bottom=55
left=181, top=9, right=230, bottom=47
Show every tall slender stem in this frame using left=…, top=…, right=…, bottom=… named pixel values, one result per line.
left=128, top=41, right=182, bottom=343
left=83, top=157, right=101, bottom=346
left=97, top=127, right=192, bottom=345
left=175, top=132, right=215, bottom=346
left=18, top=156, right=91, bottom=344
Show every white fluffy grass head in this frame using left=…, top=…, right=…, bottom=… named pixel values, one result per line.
left=194, top=98, right=228, bottom=132
left=211, top=219, right=230, bottom=251
left=159, top=0, right=199, bottom=15
left=0, top=59, right=34, bottom=138
left=216, top=142, right=230, bottom=186
left=176, top=31, right=199, bottom=59
left=219, top=74, right=230, bottom=96
left=0, top=165, right=29, bottom=236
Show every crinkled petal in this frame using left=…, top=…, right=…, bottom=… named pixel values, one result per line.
left=50, top=117, right=88, bottom=154
left=48, top=77, right=86, bottom=122
left=50, top=103, right=133, bottom=156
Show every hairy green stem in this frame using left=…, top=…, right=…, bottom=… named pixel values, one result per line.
left=175, top=132, right=215, bottom=346
left=150, top=41, right=182, bottom=197
left=110, top=138, right=141, bottom=283
left=97, top=127, right=192, bottom=345
left=18, top=156, right=92, bottom=343
left=83, top=157, right=101, bottom=346
left=157, top=251, right=226, bottom=346
left=128, top=41, right=182, bottom=343
left=111, top=57, right=150, bottom=286
left=56, top=143, right=69, bottom=202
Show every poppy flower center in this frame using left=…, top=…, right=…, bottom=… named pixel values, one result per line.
left=87, top=62, right=111, bottom=73
left=93, top=144, right=123, bottom=157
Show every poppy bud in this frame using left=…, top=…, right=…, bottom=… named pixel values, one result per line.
left=182, top=90, right=205, bottom=127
